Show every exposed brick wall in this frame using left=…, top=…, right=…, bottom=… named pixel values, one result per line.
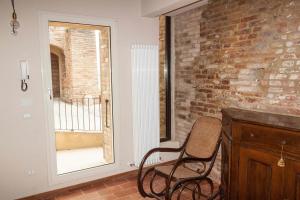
left=174, top=8, right=203, bottom=143
left=174, top=0, right=300, bottom=181
left=159, top=16, right=167, bottom=138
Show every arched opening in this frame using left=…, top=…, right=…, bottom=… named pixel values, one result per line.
left=50, top=53, right=60, bottom=98
left=50, top=44, right=65, bottom=98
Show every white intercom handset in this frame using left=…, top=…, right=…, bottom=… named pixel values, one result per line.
left=20, top=60, right=29, bottom=92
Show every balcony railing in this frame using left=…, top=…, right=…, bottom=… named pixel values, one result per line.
left=54, top=97, right=102, bottom=132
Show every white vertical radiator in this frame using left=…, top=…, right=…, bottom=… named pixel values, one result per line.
left=131, top=44, right=160, bottom=167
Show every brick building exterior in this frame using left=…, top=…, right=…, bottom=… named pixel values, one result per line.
left=49, top=26, right=101, bottom=100
left=174, top=0, right=300, bottom=180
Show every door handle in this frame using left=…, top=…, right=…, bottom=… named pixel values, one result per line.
left=105, top=99, right=110, bottom=128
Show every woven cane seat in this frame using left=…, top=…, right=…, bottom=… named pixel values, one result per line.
left=155, top=165, right=203, bottom=179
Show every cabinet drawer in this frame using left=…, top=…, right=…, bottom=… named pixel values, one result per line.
left=239, top=123, right=300, bottom=154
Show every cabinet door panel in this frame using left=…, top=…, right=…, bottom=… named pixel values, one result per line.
left=285, top=159, right=300, bottom=200
left=239, top=147, right=283, bottom=200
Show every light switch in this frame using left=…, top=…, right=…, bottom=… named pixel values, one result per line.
left=23, top=113, right=31, bottom=119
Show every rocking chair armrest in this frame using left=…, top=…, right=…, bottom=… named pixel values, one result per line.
left=138, top=147, right=183, bottom=171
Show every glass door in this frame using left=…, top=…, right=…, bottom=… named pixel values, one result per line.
left=48, top=21, right=114, bottom=174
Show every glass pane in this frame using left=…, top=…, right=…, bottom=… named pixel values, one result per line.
left=48, top=21, right=114, bottom=174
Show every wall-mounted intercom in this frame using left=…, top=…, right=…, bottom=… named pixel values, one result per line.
left=20, top=60, right=29, bottom=92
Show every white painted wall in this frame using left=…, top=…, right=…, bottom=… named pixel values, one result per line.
left=141, top=0, right=204, bottom=17
left=0, top=0, right=158, bottom=199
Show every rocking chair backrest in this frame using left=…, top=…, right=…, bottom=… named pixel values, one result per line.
left=185, top=116, right=222, bottom=159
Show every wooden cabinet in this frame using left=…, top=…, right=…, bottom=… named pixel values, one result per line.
left=285, top=159, right=300, bottom=200
left=221, top=108, right=300, bottom=200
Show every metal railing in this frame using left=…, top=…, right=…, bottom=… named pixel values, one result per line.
left=54, top=97, right=102, bottom=132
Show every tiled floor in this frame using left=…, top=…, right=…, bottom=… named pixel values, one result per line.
left=53, top=172, right=220, bottom=200
left=55, top=175, right=143, bottom=200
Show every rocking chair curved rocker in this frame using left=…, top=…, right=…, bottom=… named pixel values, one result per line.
left=137, top=116, right=222, bottom=200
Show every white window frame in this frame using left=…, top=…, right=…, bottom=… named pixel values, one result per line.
left=39, top=11, right=121, bottom=186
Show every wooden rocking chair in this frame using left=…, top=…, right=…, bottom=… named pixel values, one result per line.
left=137, top=116, right=222, bottom=200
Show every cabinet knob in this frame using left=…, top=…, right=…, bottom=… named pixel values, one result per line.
left=250, top=133, right=255, bottom=137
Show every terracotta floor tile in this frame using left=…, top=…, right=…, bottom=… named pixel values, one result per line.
left=50, top=173, right=220, bottom=200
